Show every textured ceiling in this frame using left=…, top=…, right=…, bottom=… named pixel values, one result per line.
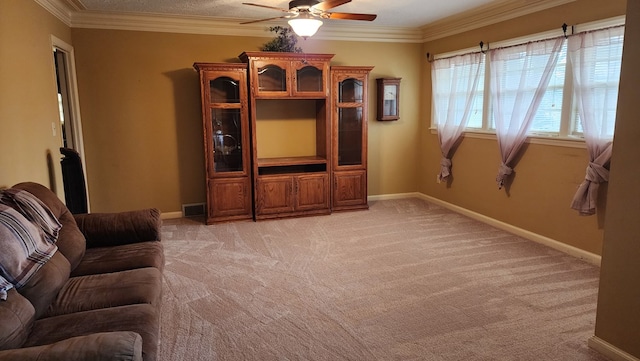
left=71, top=0, right=499, bottom=28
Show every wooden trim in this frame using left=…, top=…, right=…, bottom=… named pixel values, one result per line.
left=588, top=337, right=640, bottom=361
left=420, top=0, right=577, bottom=41
left=239, top=52, right=334, bottom=63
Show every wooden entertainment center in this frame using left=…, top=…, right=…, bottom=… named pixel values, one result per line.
left=195, top=52, right=372, bottom=224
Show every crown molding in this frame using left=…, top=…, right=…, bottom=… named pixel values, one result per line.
left=34, top=0, right=73, bottom=26
left=420, top=0, right=577, bottom=42
left=70, top=11, right=424, bottom=42
left=314, top=23, right=423, bottom=43
left=71, top=12, right=273, bottom=38
left=36, top=0, right=576, bottom=44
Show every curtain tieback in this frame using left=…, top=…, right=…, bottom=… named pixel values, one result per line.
left=585, top=162, right=609, bottom=183
left=437, top=157, right=453, bottom=183
left=496, top=163, right=513, bottom=189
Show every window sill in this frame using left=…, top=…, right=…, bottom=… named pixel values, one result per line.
left=429, top=128, right=587, bottom=149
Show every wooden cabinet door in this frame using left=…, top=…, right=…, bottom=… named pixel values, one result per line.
left=256, top=176, right=294, bottom=215
left=291, top=60, right=329, bottom=97
left=208, top=177, right=251, bottom=222
left=333, top=170, right=367, bottom=210
left=295, top=173, right=329, bottom=211
left=251, top=59, right=290, bottom=97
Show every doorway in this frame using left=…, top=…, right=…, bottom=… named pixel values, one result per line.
left=52, top=36, right=90, bottom=212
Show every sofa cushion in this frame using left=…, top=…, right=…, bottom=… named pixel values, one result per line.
left=74, top=208, right=162, bottom=248
left=0, top=188, right=61, bottom=244
left=0, top=289, right=35, bottom=351
left=0, top=205, right=58, bottom=288
left=45, top=267, right=162, bottom=318
left=72, top=241, right=164, bottom=277
left=17, top=251, right=70, bottom=320
left=12, top=183, right=86, bottom=271
left=26, top=304, right=159, bottom=361
left=0, top=331, right=143, bottom=361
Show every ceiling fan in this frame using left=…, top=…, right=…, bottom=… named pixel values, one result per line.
left=241, top=0, right=377, bottom=37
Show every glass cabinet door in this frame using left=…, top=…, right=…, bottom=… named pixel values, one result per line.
left=209, top=76, right=244, bottom=173
left=296, top=66, right=323, bottom=92
left=257, top=64, right=286, bottom=92
left=337, top=78, right=364, bottom=166
left=210, top=76, right=240, bottom=103
left=338, top=108, right=363, bottom=166
left=339, top=78, right=363, bottom=103
left=211, top=109, right=243, bottom=172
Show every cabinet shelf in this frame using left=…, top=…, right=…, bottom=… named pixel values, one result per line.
left=254, top=95, right=327, bottom=100
left=258, top=157, right=327, bottom=176
left=257, top=156, right=327, bottom=167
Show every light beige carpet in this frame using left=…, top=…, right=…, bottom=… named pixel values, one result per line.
left=159, top=198, right=608, bottom=361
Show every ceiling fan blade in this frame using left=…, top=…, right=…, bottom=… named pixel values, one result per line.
left=240, top=15, right=289, bottom=25
left=327, top=12, right=377, bottom=21
left=242, top=2, right=291, bottom=12
left=312, top=0, right=351, bottom=11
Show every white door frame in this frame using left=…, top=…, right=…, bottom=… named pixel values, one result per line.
left=51, top=35, right=91, bottom=212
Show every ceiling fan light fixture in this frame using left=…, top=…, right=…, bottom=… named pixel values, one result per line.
left=288, top=16, right=323, bottom=38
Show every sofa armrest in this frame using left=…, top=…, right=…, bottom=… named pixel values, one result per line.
left=0, top=332, right=142, bottom=361
left=73, top=209, right=161, bottom=248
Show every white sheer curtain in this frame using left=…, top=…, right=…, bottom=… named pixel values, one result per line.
left=569, top=26, right=624, bottom=215
left=432, top=53, right=484, bottom=182
left=490, top=37, right=565, bottom=189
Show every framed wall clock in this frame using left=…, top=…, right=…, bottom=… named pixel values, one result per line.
left=376, top=78, right=401, bottom=121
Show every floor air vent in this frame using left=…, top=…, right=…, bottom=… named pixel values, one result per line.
left=182, top=203, right=205, bottom=217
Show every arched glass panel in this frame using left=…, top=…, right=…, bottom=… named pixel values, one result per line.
left=339, top=78, right=363, bottom=103
left=297, top=66, right=323, bottom=92
left=258, top=65, right=286, bottom=92
left=210, top=77, right=240, bottom=103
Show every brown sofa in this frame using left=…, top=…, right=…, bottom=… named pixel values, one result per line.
left=0, top=182, right=164, bottom=361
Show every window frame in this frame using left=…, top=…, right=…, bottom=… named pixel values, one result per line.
left=429, top=15, right=625, bottom=147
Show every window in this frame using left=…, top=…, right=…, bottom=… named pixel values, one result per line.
left=432, top=18, right=625, bottom=141
left=432, top=55, right=485, bottom=129
left=572, top=30, right=624, bottom=137
left=456, top=58, right=485, bottom=129
left=530, top=43, right=567, bottom=134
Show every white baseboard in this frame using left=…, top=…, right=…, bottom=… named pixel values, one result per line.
left=368, top=192, right=601, bottom=266
left=161, top=211, right=183, bottom=220
left=589, top=336, right=640, bottom=361
left=368, top=192, right=423, bottom=201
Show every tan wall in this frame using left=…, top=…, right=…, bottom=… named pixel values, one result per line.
left=2, top=0, right=625, bottom=257
left=419, top=0, right=627, bottom=255
left=70, top=29, right=421, bottom=213
left=0, top=1, right=72, bottom=193
left=594, top=0, right=640, bottom=357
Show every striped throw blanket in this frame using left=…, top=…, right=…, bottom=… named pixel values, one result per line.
left=0, top=189, right=62, bottom=300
